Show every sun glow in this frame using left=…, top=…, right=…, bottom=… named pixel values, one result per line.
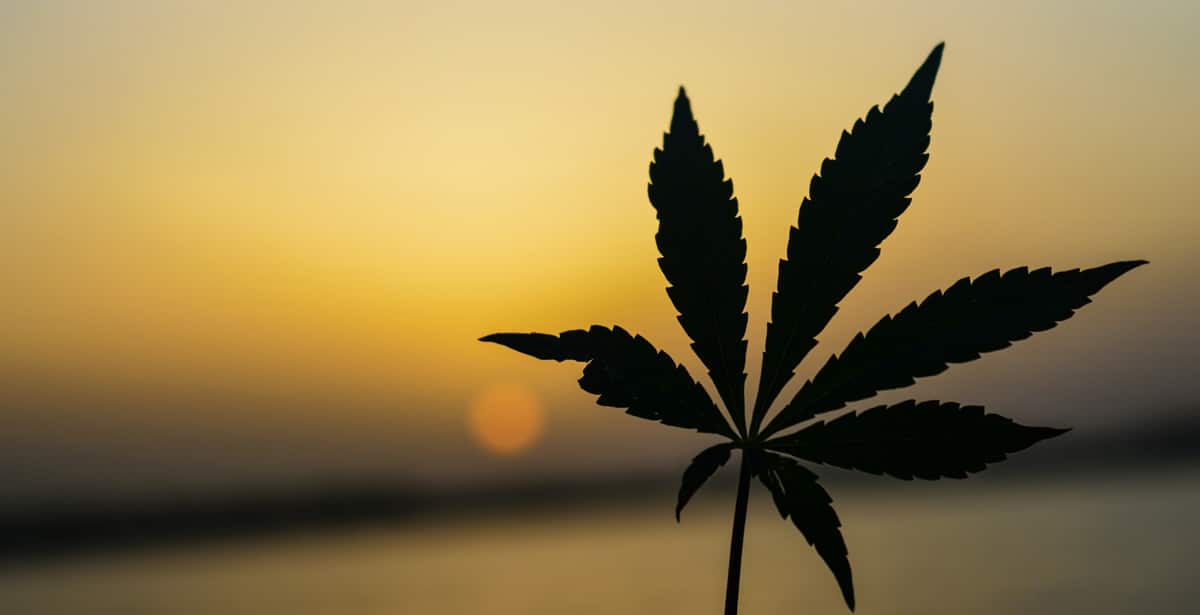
left=468, top=383, right=545, bottom=456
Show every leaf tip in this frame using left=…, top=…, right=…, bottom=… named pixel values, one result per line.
left=840, top=576, right=856, bottom=611
left=1111, top=259, right=1149, bottom=272
left=903, top=42, right=944, bottom=101
left=1025, top=424, right=1071, bottom=449
left=1085, top=259, right=1149, bottom=294
left=1046, top=425, right=1072, bottom=438
left=670, top=86, right=696, bottom=130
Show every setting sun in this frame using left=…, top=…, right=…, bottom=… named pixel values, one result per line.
left=468, top=383, right=545, bottom=456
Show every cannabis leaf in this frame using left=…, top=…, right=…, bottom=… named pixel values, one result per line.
left=482, top=42, right=1145, bottom=614
left=649, top=86, right=751, bottom=435
left=481, top=326, right=736, bottom=438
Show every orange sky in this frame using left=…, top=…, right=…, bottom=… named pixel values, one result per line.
left=1, top=1, right=1197, bottom=500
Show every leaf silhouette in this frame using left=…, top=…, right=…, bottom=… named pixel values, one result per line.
left=478, top=330, right=593, bottom=362
left=649, top=87, right=750, bottom=434
left=481, top=327, right=735, bottom=438
left=767, top=400, right=1067, bottom=479
left=762, top=261, right=1146, bottom=437
left=751, top=451, right=854, bottom=610
left=676, top=443, right=732, bottom=520
left=751, top=43, right=943, bottom=434
left=482, top=43, right=1146, bottom=614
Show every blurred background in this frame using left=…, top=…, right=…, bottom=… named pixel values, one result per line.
left=2, top=1, right=1198, bottom=613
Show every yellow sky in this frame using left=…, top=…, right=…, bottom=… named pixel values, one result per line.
left=1, top=1, right=1197, bottom=496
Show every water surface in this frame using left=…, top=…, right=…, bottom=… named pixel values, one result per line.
left=2, top=471, right=1196, bottom=614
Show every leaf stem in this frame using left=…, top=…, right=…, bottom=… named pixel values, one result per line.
left=724, top=452, right=752, bottom=615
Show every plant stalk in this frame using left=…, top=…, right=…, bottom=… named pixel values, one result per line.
left=724, top=452, right=752, bottom=615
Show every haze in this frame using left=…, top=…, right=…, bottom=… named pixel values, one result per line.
left=2, top=1, right=1197, bottom=507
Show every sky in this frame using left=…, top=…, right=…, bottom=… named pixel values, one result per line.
left=1, top=1, right=1198, bottom=505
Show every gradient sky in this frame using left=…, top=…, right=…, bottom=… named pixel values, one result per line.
left=2, top=1, right=1197, bottom=504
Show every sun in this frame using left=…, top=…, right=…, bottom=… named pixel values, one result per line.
left=468, top=383, right=545, bottom=456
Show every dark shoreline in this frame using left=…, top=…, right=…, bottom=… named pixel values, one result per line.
left=3, top=410, right=1197, bottom=566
